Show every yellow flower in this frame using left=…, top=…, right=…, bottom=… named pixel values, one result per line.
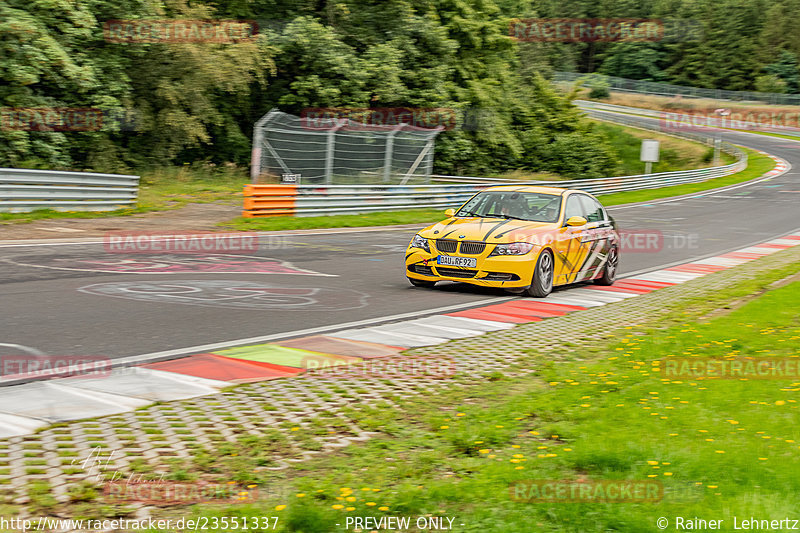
left=345, top=507, right=355, bottom=511
left=440, top=425, right=449, bottom=429
left=715, top=450, right=725, bottom=454
left=366, top=502, right=376, bottom=506
left=647, top=461, right=659, bottom=465
left=776, top=400, right=786, bottom=406
left=291, top=427, right=300, bottom=431
left=296, top=493, right=306, bottom=498
left=479, top=449, right=490, bottom=454
left=346, top=496, right=356, bottom=502
left=332, top=504, right=344, bottom=510
left=275, top=505, right=286, bottom=511
left=379, top=506, right=389, bottom=511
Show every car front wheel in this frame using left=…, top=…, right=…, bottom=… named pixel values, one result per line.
left=526, top=250, right=553, bottom=298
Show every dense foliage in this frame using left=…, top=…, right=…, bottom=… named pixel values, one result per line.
left=1, top=0, right=796, bottom=177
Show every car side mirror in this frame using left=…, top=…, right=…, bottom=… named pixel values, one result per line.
left=445, top=208, right=456, bottom=217
left=565, top=216, right=587, bottom=227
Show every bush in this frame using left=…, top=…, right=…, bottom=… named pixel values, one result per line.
left=589, top=85, right=611, bottom=98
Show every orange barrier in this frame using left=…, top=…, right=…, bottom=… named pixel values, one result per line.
left=242, top=184, right=297, bottom=217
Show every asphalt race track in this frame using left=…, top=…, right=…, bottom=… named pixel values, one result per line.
left=1, top=113, right=798, bottom=364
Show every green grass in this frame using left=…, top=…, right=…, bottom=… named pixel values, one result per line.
left=593, top=122, right=732, bottom=176
left=121, top=261, right=800, bottom=532
left=224, top=146, right=772, bottom=231
left=223, top=208, right=446, bottom=231
left=600, top=146, right=774, bottom=206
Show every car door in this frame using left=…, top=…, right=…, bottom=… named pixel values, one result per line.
left=553, top=194, right=590, bottom=285
left=571, top=195, right=612, bottom=281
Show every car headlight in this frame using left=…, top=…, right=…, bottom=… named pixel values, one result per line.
left=410, top=234, right=430, bottom=252
left=489, top=242, right=535, bottom=256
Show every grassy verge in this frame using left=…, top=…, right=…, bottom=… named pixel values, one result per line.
left=599, top=146, right=774, bottom=206
left=222, top=208, right=446, bottom=232
left=222, top=146, right=771, bottom=231
left=571, top=88, right=800, bottom=114
left=1, top=143, right=772, bottom=230
left=118, top=259, right=799, bottom=532
left=592, top=122, right=731, bottom=176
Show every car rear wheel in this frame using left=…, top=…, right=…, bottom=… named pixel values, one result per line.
left=408, top=277, right=436, bottom=288
left=526, top=250, right=553, bottom=298
left=594, top=246, right=618, bottom=286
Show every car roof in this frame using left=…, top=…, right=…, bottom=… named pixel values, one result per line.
left=482, top=185, right=568, bottom=195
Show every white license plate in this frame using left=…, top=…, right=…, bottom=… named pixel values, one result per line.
left=437, top=255, right=477, bottom=268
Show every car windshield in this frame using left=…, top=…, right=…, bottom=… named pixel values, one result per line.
left=456, top=191, right=562, bottom=223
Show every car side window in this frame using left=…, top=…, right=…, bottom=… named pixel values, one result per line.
left=564, top=195, right=583, bottom=223
left=579, top=195, right=605, bottom=223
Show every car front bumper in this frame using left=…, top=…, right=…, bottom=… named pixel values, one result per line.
left=405, top=247, right=539, bottom=289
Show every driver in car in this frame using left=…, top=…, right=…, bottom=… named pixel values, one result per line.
left=500, top=193, right=530, bottom=219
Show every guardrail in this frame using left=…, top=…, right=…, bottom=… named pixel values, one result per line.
left=243, top=104, right=749, bottom=217
left=243, top=183, right=487, bottom=217
left=0, top=168, right=140, bottom=213
left=553, top=71, right=800, bottom=105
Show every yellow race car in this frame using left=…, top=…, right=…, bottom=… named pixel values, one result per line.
left=405, top=186, right=619, bottom=297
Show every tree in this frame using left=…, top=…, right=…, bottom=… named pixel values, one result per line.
left=764, top=50, right=800, bottom=93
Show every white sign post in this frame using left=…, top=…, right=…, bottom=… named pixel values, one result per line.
left=640, top=139, right=660, bottom=174
left=713, top=109, right=730, bottom=165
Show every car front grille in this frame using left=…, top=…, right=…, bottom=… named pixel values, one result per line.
left=435, top=267, right=478, bottom=278
left=459, top=241, right=486, bottom=255
left=435, top=239, right=458, bottom=253
left=435, top=239, right=486, bottom=254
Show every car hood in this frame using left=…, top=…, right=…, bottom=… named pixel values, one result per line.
left=420, top=217, right=560, bottom=244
